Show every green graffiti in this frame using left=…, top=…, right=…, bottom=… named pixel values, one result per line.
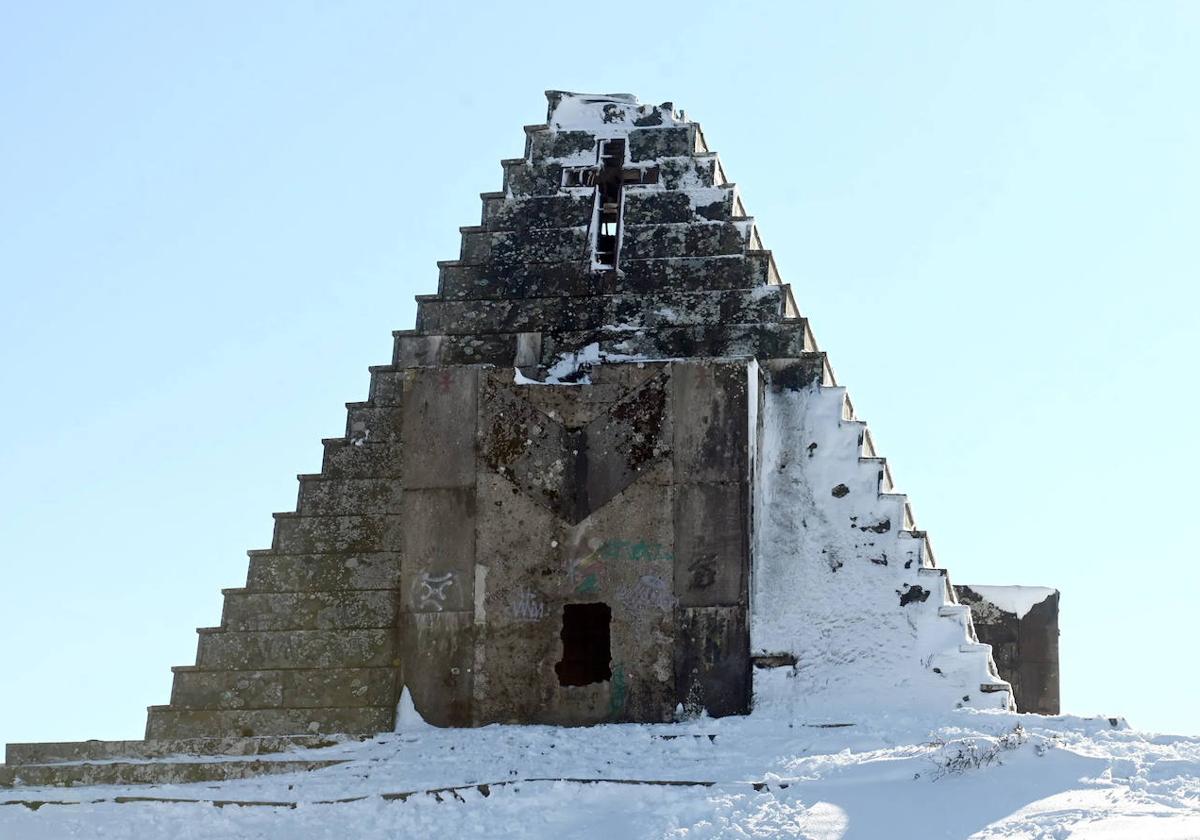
left=598, top=539, right=672, bottom=564
left=609, top=664, right=628, bottom=718
left=567, top=539, right=674, bottom=595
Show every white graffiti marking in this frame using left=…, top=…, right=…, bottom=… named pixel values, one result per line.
left=414, top=571, right=455, bottom=611
left=618, top=575, right=677, bottom=611
left=509, top=588, right=546, bottom=621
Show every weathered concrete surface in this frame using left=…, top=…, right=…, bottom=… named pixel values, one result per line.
left=145, top=706, right=393, bottom=740
left=0, top=758, right=346, bottom=788
left=5, top=734, right=356, bottom=766
left=956, top=586, right=1061, bottom=714
left=401, top=360, right=753, bottom=727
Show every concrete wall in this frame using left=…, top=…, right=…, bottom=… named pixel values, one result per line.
left=400, top=360, right=754, bottom=726
left=955, top=586, right=1060, bottom=714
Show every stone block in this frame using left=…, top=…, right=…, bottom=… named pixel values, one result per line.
left=5, top=734, right=341, bottom=766
left=394, top=331, right=518, bottom=368
left=531, top=323, right=813, bottom=370
left=484, top=194, right=594, bottom=231
left=618, top=253, right=770, bottom=293
left=271, top=513, right=396, bottom=554
left=297, top=477, right=402, bottom=516
left=416, top=287, right=784, bottom=337
left=437, top=261, right=592, bottom=300
left=399, top=367, right=478, bottom=487
left=673, top=482, right=748, bottom=608
left=0, top=757, right=347, bottom=788
left=659, top=155, right=720, bottom=189
left=367, top=367, right=405, bottom=406
left=320, top=439, right=405, bottom=479
left=502, top=161, right=565, bottom=197
left=622, top=188, right=736, bottom=225
left=527, top=129, right=596, bottom=165
left=761, top=357, right=826, bottom=392
left=170, top=666, right=397, bottom=710
left=145, top=705, right=392, bottom=739
left=490, top=227, right=590, bottom=268
left=195, top=628, right=394, bottom=670
left=672, top=361, right=750, bottom=483
left=628, top=127, right=693, bottom=161
left=401, top=487, right=476, bottom=614
left=219, top=589, right=398, bottom=632
left=244, top=551, right=401, bottom=592
left=436, top=254, right=773, bottom=301
left=399, top=611, right=475, bottom=727
left=345, top=404, right=404, bottom=445
left=1015, top=660, right=1060, bottom=716
left=621, top=222, right=746, bottom=261
left=674, top=605, right=750, bottom=717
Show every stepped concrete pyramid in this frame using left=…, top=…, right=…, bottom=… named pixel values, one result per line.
left=2, top=92, right=1059, bottom=787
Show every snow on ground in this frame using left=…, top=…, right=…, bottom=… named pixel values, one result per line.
left=3, top=709, right=1198, bottom=838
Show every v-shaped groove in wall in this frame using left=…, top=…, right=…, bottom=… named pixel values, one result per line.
left=480, top=370, right=672, bottom=525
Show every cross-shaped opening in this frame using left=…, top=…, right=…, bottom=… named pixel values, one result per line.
left=562, top=139, right=659, bottom=271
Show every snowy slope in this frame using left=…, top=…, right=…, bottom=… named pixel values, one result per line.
left=3, top=709, right=1198, bottom=838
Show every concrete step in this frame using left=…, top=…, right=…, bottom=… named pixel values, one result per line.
left=218, top=589, right=398, bottom=632
left=295, top=477, right=401, bottom=517
left=938, top=605, right=972, bottom=618
left=959, top=643, right=992, bottom=655
left=271, top=512, right=397, bottom=554
left=438, top=250, right=776, bottom=300
left=344, top=403, right=402, bottom=445
left=4, top=734, right=356, bottom=767
left=244, top=551, right=401, bottom=593
left=0, top=757, right=346, bottom=788
left=145, top=705, right=393, bottom=740
left=414, top=286, right=787, bottom=337
left=195, top=627, right=395, bottom=671
left=394, top=320, right=817, bottom=369
left=366, top=366, right=404, bottom=406
left=170, top=665, right=396, bottom=710
left=320, top=438, right=404, bottom=479
left=619, top=221, right=748, bottom=262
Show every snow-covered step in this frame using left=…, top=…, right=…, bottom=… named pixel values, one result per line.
left=959, top=643, right=992, bottom=655
left=0, top=757, right=347, bottom=788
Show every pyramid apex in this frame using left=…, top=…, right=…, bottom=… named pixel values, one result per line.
left=543, top=90, right=685, bottom=130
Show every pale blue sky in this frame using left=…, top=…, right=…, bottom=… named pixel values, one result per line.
left=1, top=2, right=1197, bottom=745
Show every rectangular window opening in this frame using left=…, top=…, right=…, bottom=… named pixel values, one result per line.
left=555, top=602, right=613, bottom=687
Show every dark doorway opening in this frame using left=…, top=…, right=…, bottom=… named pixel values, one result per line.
left=555, top=603, right=612, bottom=686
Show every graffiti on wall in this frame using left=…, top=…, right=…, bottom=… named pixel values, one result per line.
left=617, top=575, right=677, bottom=611
left=687, top=553, right=718, bottom=589
left=413, top=571, right=455, bottom=612
left=565, top=539, right=674, bottom=595
left=508, top=587, right=547, bottom=621
left=608, top=663, right=628, bottom=719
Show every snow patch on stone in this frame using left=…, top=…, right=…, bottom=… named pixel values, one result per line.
left=969, top=585, right=1057, bottom=620
left=751, top=382, right=1007, bottom=714
left=393, top=688, right=432, bottom=733
left=546, top=91, right=685, bottom=132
